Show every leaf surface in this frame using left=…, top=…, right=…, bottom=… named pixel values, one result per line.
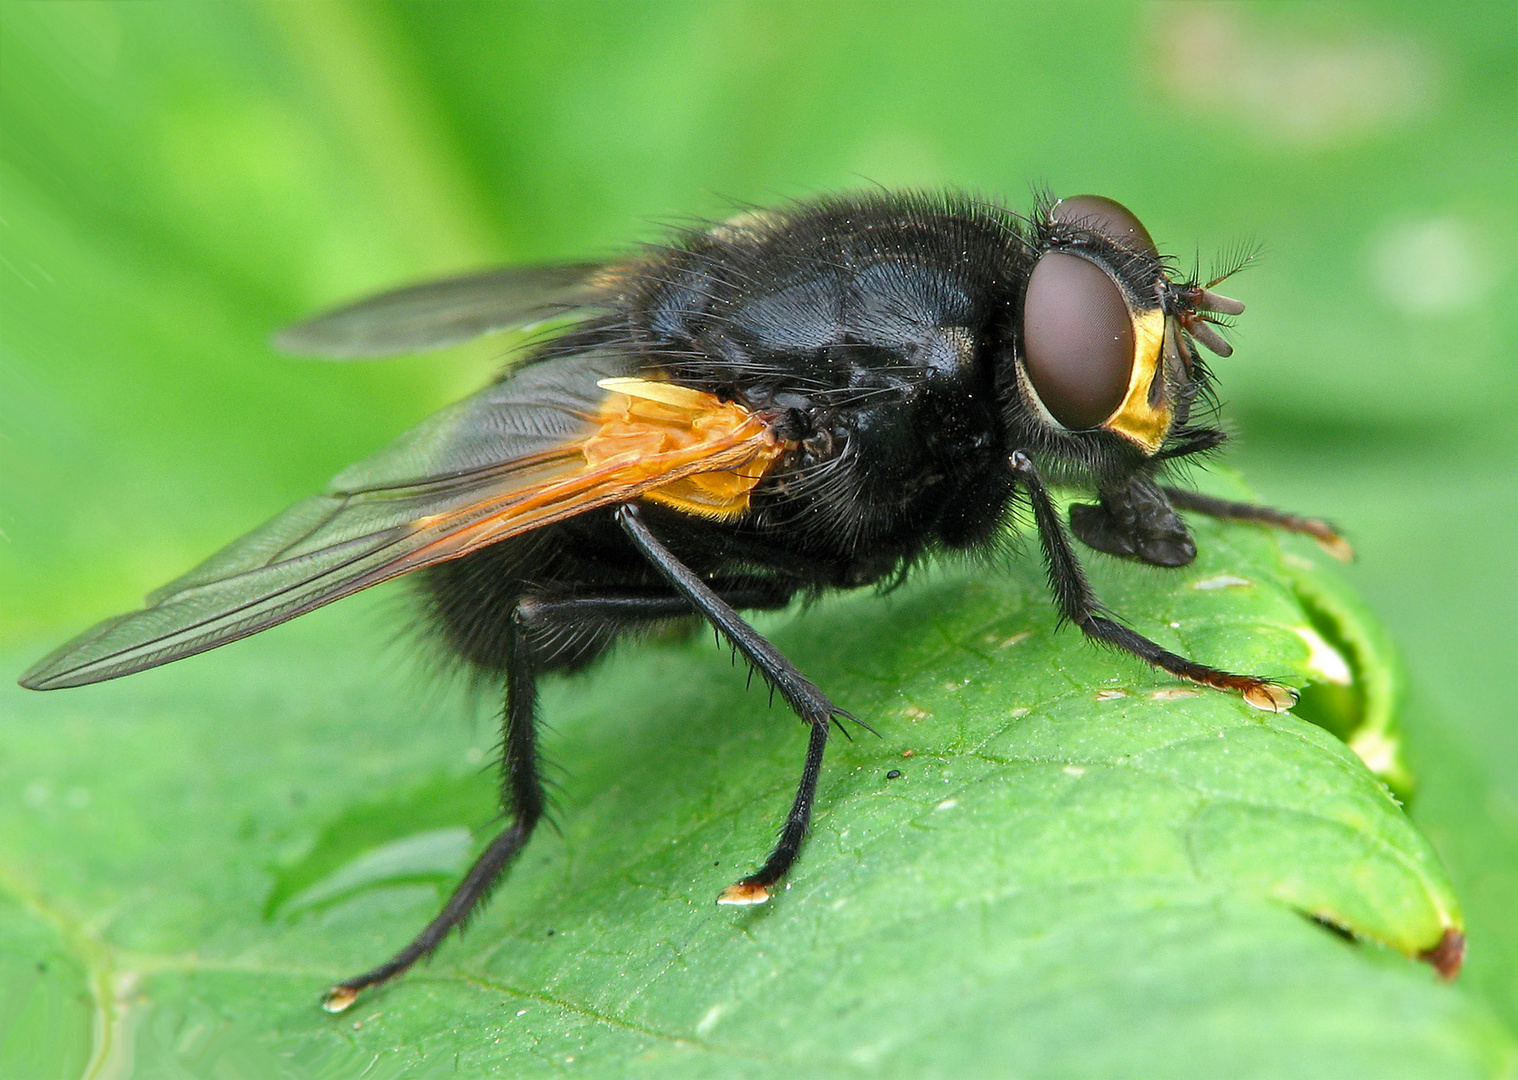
left=2, top=476, right=1507, bottom=1078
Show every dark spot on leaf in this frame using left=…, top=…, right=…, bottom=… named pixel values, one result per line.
left=1419, top=928, right=1465, bottom=980
left=1310, top=913, right=1357, bottom=943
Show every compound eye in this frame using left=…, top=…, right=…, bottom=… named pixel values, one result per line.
left=1022, top=252, right=1134, bottom=430
left=1052, top=194, right=1158, bottom=256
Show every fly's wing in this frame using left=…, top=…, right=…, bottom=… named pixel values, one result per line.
left=273, top=262, right=617, bottom=357
left=20, top=353, right=784, bottom=691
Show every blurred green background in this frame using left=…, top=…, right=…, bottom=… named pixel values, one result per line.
left=2, top=0, right=1514, bottom=1075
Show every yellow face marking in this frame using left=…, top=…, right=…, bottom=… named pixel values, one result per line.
left=590, top=378, right=786, bottom=519
left=1101, top=307, right=1171, bottom=453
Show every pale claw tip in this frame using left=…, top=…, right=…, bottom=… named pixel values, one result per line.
left=321, top=986, right=358, bottom=1014
left=1243, top=682, right=1296, bottom=712
left=717, top=881, right=771, bottom=906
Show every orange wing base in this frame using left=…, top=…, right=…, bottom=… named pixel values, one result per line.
left=587, top=377, right=785, bottom=519
left=392, top=379, right=786, bottom=572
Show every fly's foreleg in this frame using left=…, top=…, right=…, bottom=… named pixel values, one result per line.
left=1012, top=452, right=1295, bottom=712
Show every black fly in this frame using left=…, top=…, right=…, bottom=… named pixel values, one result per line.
left=19, top=192, right=1349, bottom=1011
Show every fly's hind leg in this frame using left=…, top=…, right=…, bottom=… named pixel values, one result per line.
left=320, top=581, right=796, bottom=1012
left=322, top=602, right=547, bottom=1013
left=1162, top=485, right=1353, bottom=561
left=616, top=503, right=849, bottom=906
left=1012, top=452, right=1296, bottom=712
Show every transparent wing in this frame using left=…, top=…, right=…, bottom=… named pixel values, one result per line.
left=20, top=354, right=782, bottom=690
left=273, top=262, right=615, bottom=357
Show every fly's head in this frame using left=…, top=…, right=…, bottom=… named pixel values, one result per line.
left=1002, top=194, right=1245, bottom=485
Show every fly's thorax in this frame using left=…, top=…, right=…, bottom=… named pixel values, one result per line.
left=619, top=195, right=1022, bottom=397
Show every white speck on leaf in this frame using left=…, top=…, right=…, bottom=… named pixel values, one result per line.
left=1194, top=574, right=1252, bottom=590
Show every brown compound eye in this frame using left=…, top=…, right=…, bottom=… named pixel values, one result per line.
left=1022, top=252, right=1135, bottom=430
left=1052, top=194, right=1158, bottom=256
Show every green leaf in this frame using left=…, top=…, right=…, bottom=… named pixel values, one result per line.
left=2, top=470, right=1509, bottom=1077
left=0, top=891, right=93, bottom=1080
